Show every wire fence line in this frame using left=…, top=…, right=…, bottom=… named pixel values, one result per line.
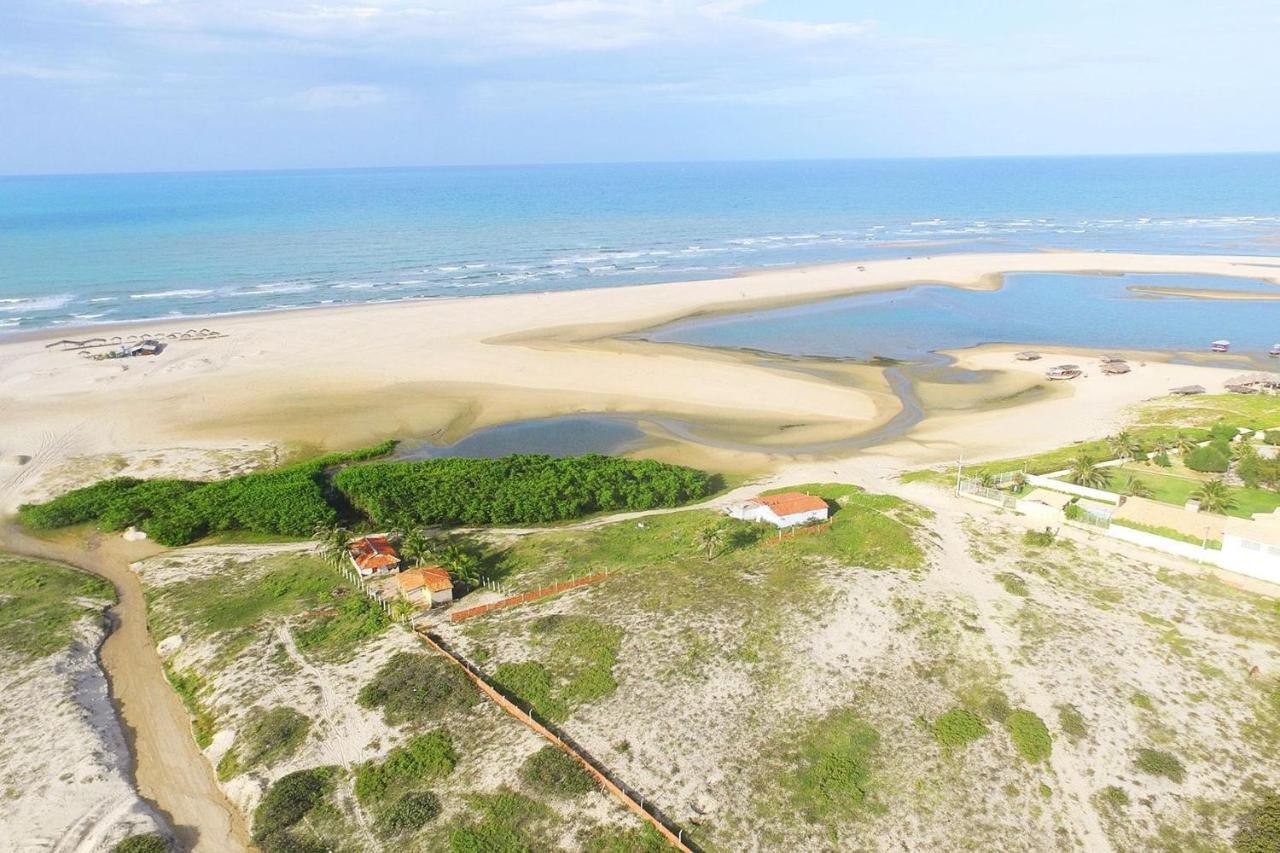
left=416, top=630, right=698, bottom=852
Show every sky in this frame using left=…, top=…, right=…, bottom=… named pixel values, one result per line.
left=1, top=0, right=1278, bottom=174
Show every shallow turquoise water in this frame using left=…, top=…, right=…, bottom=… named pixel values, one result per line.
left=647, top=273, right=1280, bottom=360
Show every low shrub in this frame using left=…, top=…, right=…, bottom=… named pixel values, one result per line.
left=518, top=746, right=596, bottom=797
left=1186, top=446, right=1230, bottom=474
left=994, top=572, right=1029, bottom=596
left=1265, top=430, right=1280, bottom=447
left=786, top=709, right=880, bottom=820
left=1022, top=528, right=1056, bottom=547
left=931, top=708, right=988, bottom=748
left=252, top=766, right=336, bottom=842
left=358, top=653, right=476, bottom=726
left=1134, top=748, right=1185, bottom=782
left=1005, top=709, right=1052, bottom=764
left=221, top=707, right=310, bottom=780
left=1234, top=790, right=1280, bottom=853
left=1099, top=786, right=1129, bottom=809
left=1209, top=422, right=1241, bottom=442
left=1057, top=705, right=1088, bottom=741
left=377, top=791, right=443, bottom=837
left=114, top=835, right=169, bottom=853
left=356, top=729, right=457, bottom=803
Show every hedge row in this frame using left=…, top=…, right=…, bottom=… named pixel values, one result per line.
left=17, top=441, right=395, bottom=546
left=17, top=447, right=713, bottom=545
left=333, top=454, right=713, bottom=526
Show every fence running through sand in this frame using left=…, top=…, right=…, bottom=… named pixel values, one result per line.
left=416, top=630, right=698, bottom=852
left=449, top=571, right=612, bottom=622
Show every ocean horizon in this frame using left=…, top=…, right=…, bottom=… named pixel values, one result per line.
left=3, top=153, right=1280, bottom=334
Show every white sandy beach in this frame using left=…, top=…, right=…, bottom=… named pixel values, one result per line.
left=1, top=251, right=1277, bottom=512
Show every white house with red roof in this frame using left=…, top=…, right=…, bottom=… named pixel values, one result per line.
left=726, top=491, right=829, bottom=528
left=348, top=535, right=402, bottom=578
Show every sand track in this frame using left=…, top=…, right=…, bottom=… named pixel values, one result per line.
left=0, top=526, right=252, bottom=853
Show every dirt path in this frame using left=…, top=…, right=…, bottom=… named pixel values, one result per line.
left=913, top=505, right=1113, bottom=852
left=275, top=625, right=378, bottom=848
left=0, top=526, right=253, bottom=853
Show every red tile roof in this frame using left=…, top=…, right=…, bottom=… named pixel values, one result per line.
left=349, top=536, right=401, bottom=573
left=752, top=492, right=828, bottom=517
left=398, top=565, right=453, bottom=593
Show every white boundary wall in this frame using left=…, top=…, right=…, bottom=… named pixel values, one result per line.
left=1103, top=522, right=1218, bottom=563
left=1024, top=474, right=1121, bottom=504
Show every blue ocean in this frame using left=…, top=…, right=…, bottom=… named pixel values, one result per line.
left=2, top=154, right=1280, bottom=333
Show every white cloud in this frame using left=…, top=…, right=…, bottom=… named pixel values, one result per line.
left=278, top=83, right=390, bottom=110
left=66, top=0, right=878, bottom=59
left=0, top=59, right=113, bottom=82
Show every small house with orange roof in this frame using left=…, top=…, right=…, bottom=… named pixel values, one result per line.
left=726, top=491, right=829, bottom=528
left=348, top=535, right=402, bottom=578
left=397, top=565, right=454, bottom=606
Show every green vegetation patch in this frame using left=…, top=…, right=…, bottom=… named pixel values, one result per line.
left=218, top=706, right=311, bottom=781
left=763, top=484, right=931, bottom=570
left=583, top=826, right=669, bottom=853
left=518, top=746, right=597, bottom=797
left=448, top=788, right=557, bottom=853
left=1234, top=790, right=1280, bottom=853
left=1134, top=748, right=1186, bottom=783
left=113, top=835, right=169, bottom=853
left=146, top=553, right=387, bottom=664
left=782, top=708, right=881, bottom=821
left=252, top=766, right=338, bottom=846
left=1057, top=705, right=1088, bottom=741
left=377, top=791, right=443, bottom=838
left=334, top=454, right=713, bottom=527
left=165, top=665, right=216, bottom=749
left=17, top=442, right=395, bottom=546
left=355, top=728, right=456, bottom=803
left=994, top=572, right=1029, bottom=597
left=493, top=615, right=623, bottom=722
left=932, top=707, right=989, bottom=749
left=0, top=554, right=114, bottom=662
left=358, top=652, right=477, bottom=726
left=1004, top=709, right=1052, bottom=764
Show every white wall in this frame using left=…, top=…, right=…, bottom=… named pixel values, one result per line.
left=1220, top=535, right=1280, bottom=584
left=1024, top=474, right=1120, bottom=504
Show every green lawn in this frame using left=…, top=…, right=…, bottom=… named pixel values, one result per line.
left=1109, top=466, right=1280, bottom=519
left=0, top=553, right=115, bottom=662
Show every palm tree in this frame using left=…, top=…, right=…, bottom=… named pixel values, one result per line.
left=389, top=598, right=417, bottom=623
left=1108, top=431, right=1139, bottom=461
left=1149, top=438, right=1171, bottom=455
left=1192, top=479, right=1237, bottom=515
left=1121, top=476, right=1153, bottom=499
left=1068, top=453, right=1109, bottom=489
left=1011, top=472, right=1027, bottom=494
left=313, top=523, right=352, bottom=568
left=438, top=544, right=483, bottom=588
left=1173, top=433, right=1199, bottom=455
left=399, top=529, right=431, bottom=568
left=695, top=525, right=726, bottom=561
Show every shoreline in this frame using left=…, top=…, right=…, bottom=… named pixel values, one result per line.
left=9, top=250, right=1280, bottom=349
left=3, top=250, right=1279, bottom=515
